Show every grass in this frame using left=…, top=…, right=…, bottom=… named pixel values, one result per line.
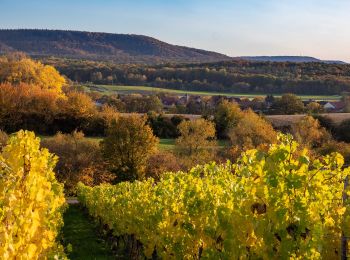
left=84, top=84, right=342, bottom=101
left=41, top=135, right=228, bottom=151
left=41, top=136, right=175, bottom=150
left=159, top=138, right=175, bottom=150
left=62, top=204, right=115, bottom=260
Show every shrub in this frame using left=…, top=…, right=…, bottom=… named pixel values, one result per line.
left=42, top=131, right=113, bottom=195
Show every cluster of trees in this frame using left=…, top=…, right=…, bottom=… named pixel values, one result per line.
left=47, top=57, right=350, bottom=95
left=0, top=83, right=120, bottom=135
left=0, top=53, right=66, bottom=93
left=97, top=93, right=163, bottom=113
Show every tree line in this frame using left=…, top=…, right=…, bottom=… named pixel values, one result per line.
left=45, top=57, right=350, bottom=95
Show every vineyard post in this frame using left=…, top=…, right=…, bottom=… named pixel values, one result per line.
left=341, top=175, right=349, bottom=260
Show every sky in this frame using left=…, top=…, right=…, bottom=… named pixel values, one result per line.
left=1, top=0, right=350, bottom=61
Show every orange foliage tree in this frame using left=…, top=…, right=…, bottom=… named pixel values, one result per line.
left=0, top=54, right=66, bottom=93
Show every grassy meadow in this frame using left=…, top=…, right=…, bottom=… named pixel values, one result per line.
left=84, top=84, right=342, bottom=101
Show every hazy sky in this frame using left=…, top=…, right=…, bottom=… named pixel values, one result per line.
left=1, top=0, right=350, bottom=61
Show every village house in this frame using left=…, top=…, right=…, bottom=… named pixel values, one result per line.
left=323, top=101, right=346, bottom=112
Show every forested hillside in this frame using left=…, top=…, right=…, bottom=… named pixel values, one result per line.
left=239, top=56, right=346, bottom=64
left=0, top=29, right=230, bottom=64
left=48, top=58, right=350, bottom=95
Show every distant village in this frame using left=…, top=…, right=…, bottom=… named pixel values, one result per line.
left=94, top=90, right=348, bottom=115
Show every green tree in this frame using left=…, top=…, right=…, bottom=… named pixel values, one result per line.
left=306, top=102, right=323, bottom=114
left=101, top=115, right=159, bottom=182
left=272, top=93, right=305, bottom=114
left=175, top=118, right=216, bottom=168
left=214, top=100, right=243, bottom=139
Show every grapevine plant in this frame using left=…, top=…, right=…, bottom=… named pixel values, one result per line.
left=78, top=134, right=350, bottom=259
left=0, top=131, right=66, bottom=259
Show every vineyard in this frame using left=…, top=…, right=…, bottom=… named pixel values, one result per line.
left=1, top=131, right=350, bottom=259
left=0, top=131, right=66, bottom=259
left=77, top=134, right=350, bottom=259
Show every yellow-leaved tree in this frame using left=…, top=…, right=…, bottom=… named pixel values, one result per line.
left=0, top=55, right=66, bottom=93
left=0, top=130, right=66, bottom=259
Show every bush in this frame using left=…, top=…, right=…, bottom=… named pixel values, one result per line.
left=42, top=131, right=114, bottom=195
left=145, top=151, right=181, bottom=181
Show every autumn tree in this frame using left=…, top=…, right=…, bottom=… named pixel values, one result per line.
left=61, top=91, right=96, bottom=118
left=306, top=102, right=324, bottom=114
left=175, top=118, right=216, bottom=168
left=42, top=131, right=114, bottom=195
left=291, top=116, right=331, bottom=148
left=101, top=115, right=159, bottom=182
left=0, top=54, right=66, bottom=93
left=228, top=109, right=277, bottom=157
left=214, top=100, right=243, bottom=139
left=99, top=104, right=120, bottom=126
left=0, top=83, right=60, bottom=132
left=272, top=93, right=305, bottom=114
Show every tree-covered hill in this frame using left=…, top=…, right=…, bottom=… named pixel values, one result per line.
left=0, top=29, right=231, bottom=64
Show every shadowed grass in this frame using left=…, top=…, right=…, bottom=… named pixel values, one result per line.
left=62, top=204, right=115, bottom=260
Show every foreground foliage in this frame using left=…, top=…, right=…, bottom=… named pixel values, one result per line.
left=0, top=131, right=66, bottom=259
left=78, top=134, right=350, bottom=259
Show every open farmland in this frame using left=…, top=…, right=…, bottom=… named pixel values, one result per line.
left=84, top=84, right=342, bottom=101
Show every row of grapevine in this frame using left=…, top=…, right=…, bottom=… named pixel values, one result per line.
left=78, top=134, right=350, bottom=259
left=0, top=131, right=66, bottom=259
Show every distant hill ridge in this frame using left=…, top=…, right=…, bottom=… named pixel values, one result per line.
left=0, top=29, right=231, bottom=64
left=0, top=29, right=346, bottom=64
left=239, top=56, right=346, bottom=64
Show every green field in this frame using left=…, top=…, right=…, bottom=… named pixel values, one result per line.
left=159, top=138, right=176, bottom=150
left=41, top=136, right=176, bottom=151
left=84, top=84, right=341, bottom=101
left=40, top=136, right=228, bottom=151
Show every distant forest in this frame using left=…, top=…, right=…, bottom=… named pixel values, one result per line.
left=47, top=58, right=350, bottom=95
